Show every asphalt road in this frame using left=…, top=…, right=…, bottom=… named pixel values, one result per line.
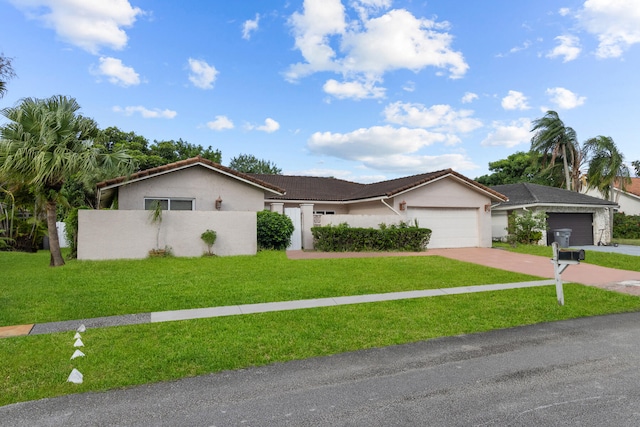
left=3, top=312, right=640, bottom=426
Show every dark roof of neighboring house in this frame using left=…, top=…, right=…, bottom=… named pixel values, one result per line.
left=96, top=156, right=285, bottom=194
left=491, top=183, right=618, bottom=208
left=251, top=169, right=507, bottom=202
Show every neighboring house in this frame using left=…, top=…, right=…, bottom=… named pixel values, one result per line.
left=491, top=183, right=618, bottom=246
left=583, top=177, right=640, bottom=215
left=78, top=157, right=285, bottom=260
left=77, top=157, right=507, bottom=260
left=251, top=169, right=506, bottom=250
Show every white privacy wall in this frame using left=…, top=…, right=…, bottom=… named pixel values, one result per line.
left=78, top=210, right=257, bottom=260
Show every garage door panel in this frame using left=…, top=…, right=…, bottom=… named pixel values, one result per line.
left=408, top=208, right=478, bottom=249
left=546, top=213, right=593, bottom=246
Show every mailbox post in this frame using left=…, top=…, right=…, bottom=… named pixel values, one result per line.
left=551, top=242, right=585, bottom=306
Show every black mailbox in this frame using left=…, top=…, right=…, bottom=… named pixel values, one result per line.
left=558, top=249, right=585, bottom=261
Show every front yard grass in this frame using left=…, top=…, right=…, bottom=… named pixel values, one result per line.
left=1, top=250, right=539, bottom=326
left=2, top=249, right=640, bottom=406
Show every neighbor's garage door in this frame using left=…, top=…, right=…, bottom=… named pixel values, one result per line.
left=546, top=213, right=594, bottom=246
left=407, top=207, right=479, bottom=249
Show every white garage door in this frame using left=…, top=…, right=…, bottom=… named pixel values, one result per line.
left=407, top=207, right=479, bottom=249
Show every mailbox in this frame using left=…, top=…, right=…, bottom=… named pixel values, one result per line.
left=558, top=249, right=585, bottom=261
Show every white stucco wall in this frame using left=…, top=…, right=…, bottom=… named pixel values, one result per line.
left=117, top=166, right=265, bottom=212
left=491, top=211, right=509, bottom=241
left=78, top=210, right=256, bottom=259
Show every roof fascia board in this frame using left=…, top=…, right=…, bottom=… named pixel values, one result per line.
left=493, top=202, right=619, bottom=211
left=100, top=162, right=284, bottom=195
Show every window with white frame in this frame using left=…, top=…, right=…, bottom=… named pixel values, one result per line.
left=313, top=210, right=335, bottom=215
left=144, top=198, right=194, bottom=211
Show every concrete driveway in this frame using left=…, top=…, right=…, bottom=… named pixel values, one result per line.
left=288, top=247, right=640, bottom=296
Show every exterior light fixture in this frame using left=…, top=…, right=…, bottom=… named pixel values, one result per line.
left=215, top=196, right=222, bottom=210
left=399, top=201, right=407, bottom=211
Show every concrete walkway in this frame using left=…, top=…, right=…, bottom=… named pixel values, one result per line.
left=0, top=279, right=555, bottom=338
left=2, top=247, right=639, bottom=339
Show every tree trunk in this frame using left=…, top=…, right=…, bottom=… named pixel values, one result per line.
left=561, top=144, right=571, bottom=191
left=46, top=200, right=65, bottom=267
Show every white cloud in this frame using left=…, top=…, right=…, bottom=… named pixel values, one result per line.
left=546, top=35, right=581, bottom=62
left=559, top=8, right=571, bottom=16
left=362, top=153, right=478, bottom=173
left=112, top=105, right=177, bottom=119
left=578, top=0, right=640, bottom=58
left=383, top=102, right=482, bottom=134
left=242, top=14, right=259, bottom=40
left=188, top=58, right=218, bottom=89
left=308, top=125, right=447, bottom=160
left=546, top=87, right=586, bottom=109
left=286, top=1, right=468, bottom=94
left=501, top=90, right=530, bottom=110
left=207, top=115, right=234, bottom=131
left=481, top=118, right=531, bottom=148
left=247, top=118, right=280, bottom=133
left=307, top=124, right=479, bottom=174
left=92, top=56, right=140, bottom=87
left=323, top=78, right=385, bottom=99
left=461, top=92, right=478, bottom=103
left=9, top=0, right=143, bottom=54
left=402, top=81, right=416, bottom=92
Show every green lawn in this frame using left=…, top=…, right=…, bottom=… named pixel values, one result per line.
left=2, top=249, right=640, bottom=406
left=0, top=250, right=539, bottom=326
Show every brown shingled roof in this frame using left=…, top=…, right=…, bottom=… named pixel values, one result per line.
left=97, top=156, right=285, bottom=194
left=250, top=169, right=507, bottom=202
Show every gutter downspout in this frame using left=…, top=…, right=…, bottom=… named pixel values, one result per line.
left=381, top=198, right=401, bottom=216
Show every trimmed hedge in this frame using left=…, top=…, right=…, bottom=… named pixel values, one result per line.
left=311, top=222, right=431, bottom=252
left=613, top=212, right=640, bottom=239
left=257, top=210, right=294, bottom=250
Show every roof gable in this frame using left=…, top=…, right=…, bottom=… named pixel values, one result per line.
left=491, top=183, right=618, bottom=208
left=97, top=156, right=285, bottom=195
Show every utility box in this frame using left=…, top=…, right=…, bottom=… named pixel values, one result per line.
left=558, top=249, right=585, bottom=261
left=554, top=228, right=572, bottom=248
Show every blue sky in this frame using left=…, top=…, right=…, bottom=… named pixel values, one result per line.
left=2, top=0, right=640, bottom=182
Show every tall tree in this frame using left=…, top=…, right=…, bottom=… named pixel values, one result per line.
left=530, top=111, right=580, bottom=191
left=229, top=153, right=281, bottom=174
left=0, top=53, right=16, bottom=99
left=583, top=135, right=630, bottom=201
left=97, top=127, right=222, bottom=171
left=0, top=95, right=134, bottom=266
left=475, top=151, right=564, bottom=187
left=632, top=160, right=640, bottom=177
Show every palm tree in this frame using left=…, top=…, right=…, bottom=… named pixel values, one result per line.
left=0, top=95, right=134, bottom=266
left=530, top=111, right=580, bottom=191
left=583, top=135, right=630, bottom=201
left=0, top=53, right=16, bottom=99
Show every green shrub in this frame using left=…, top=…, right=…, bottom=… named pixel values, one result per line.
left=256, top=210, right=294, bottom=250
left=200, top=229, right=217, bottom=255
left=613, top=212, right=640, bottom=239
left=507, top=210, right=547, bottom=244
left=312, top=221, right=431, bottom=252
